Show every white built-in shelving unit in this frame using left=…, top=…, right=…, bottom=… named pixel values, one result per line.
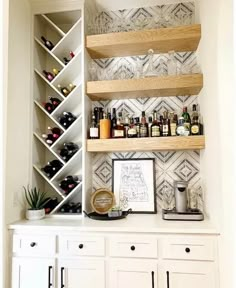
left=32, top=9, right=85, bottom=217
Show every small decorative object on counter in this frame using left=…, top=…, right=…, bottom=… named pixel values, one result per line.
left=59, top=175, right=81, bottom=195
left=59, top=112, right=77, bottom=129
left=23, top=186, right=50, bottom=220
left=59, top=142, right=79, bottom=162
left=90, top=188, right=115, bottom=214
left=42, top=160, right=63, bottom=178
left=42, top=126, right=62, bottom=145
left=41, top=36, right=54, bottom=50
left=108, top=207, right=122, bottom=218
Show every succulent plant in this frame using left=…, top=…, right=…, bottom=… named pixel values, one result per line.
left=23, top=186, right=50, bottom=210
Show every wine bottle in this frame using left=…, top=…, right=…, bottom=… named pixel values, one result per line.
left=42, top=133, right=54, bottom=145
left=59, top=112, right=77, bottom=129
left=57, top=84, right=70, bottom=97
left=59, top=142, right=79, bottom=162
left=68, top=83, right=76, bottom=92
left=70, top=51, right=75, bottom=58
left=48, top=126, right=62, bottom=139
left=49, top=97, right=61, bottom=108
left=52, top=68, right=60, bottom=76
left=44, top=102, right=54, bottom=114
left=41, top=36, right=54, bottom=50
left=43, top=70, right=54, bottom=82
left=63, top=57, right=70, bottom=65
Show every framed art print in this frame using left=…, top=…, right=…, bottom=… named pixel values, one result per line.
left=112, top=158, right=156, bottom=214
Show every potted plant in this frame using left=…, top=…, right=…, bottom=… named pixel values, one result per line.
left=23, top=186, right=50, bottom=220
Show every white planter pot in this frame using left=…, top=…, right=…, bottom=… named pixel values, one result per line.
left=26, top=209, right=45, bottom=220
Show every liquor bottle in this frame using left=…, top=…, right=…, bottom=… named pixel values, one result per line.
left=167, top=50, right=177, bottom=76
left=140, top=111, right=148, bottom=137
left=111, top=108, right=117, bottom=136
left=70, top=51, right=75, bottom=58
left=151, top=110, right=160, bottom=137
left=113, top=112, right=125, bottom=138
left=57, top=84, right=70, bottom=97
left=182, top=106, right=191, bottom=133
left=100, top=111, right=111, bottom=139
left=123, top=115, right=130, bottom=138
left=127, top=118, right=137, bottom=138
left=190, top=104, right=201, bottom=135
left=169, top=112, right=177, bottom=136
left=63, top=57, right=70, bottom=65
left=159, top=115, right=163, bottom=136
left=176, top=117, right=186, bottom=136
left=41, top=36, right=54, bottom=50
left=134, top=117, right=140, bottom=138
left=44, top=102, right=54, bottom=114
left=162, top=111, right=169, bottom=137
left=68, top=83, right=76, bottom=92
left=90, top=113, right=99, bottom=139
left=43, top=70, right=54, bottom=82
left=52, top=68, right=60, bottom=76
left=148, top=116, right=153, bottom=137
left=49, top=97, right=61, bottom=108
left=144, top=49, right=157, bottom=77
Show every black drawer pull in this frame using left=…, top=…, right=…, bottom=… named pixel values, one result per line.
left=79, top=244, right=84, bottom=249
left=185, top=247, right=191, bottom=253
left=61, top=267, right=65, bottom=288
left=151, top=271, right=155, bottom=288
left=130, top=245, right=135, bottom=251
left=48, top=266, right=53, bottom=288
left=30, top=242, right=36, bottom=247
left=167, top=271, right=170, bottom=288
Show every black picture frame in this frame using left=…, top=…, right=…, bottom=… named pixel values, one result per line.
left=112, top=158, right=157, bottom=214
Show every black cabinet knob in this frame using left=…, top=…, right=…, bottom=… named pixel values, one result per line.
left=130, top=245, right=135, bottom=251
left=79, top=244, right=84, bottom=249
left=185, top=247, right=191, bottom=253
left=30, top=242, right=36, bottom=247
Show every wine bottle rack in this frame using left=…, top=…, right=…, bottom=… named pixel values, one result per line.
left=33, top=10, right=84, bottom=217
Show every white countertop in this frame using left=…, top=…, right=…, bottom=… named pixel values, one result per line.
left=9, top=214, right=219, bottom=235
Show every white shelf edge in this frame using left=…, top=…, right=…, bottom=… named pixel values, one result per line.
left=34, top=100, right=65, bottom=132
left=33, top=164, right=66, bottom=199
left=34, top=68, right=65, bottom=98
left=51, top=18, right=82, bottom=54
left=33, top=132, right=65, bottom=164
left=49, top=181, right=83, bottom=214
left=41, top=14, right=65, bottom=37
left=34, top=37, right=65, bottom=68
left=46, top=213, right=83, bottom=219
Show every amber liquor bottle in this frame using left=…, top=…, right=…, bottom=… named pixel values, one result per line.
left=151, top=110, right=160, bottom=137
left=162, top=111, right=170, bottom=137
left=190, top=104, right=201, bottom=135
left=140, top=111, right=148, bottom=137
left=112, top=112, right=125, bottom=138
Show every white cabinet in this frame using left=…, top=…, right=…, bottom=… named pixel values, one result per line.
left=58, top=259, right=105, bottom=288
left=109, top=259, right=158, bottom=288
left=161, top=261, right=216, bottom=288
left=12, top=257, right=55, bottom=288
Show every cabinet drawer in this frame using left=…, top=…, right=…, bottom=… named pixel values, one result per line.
left=13, top=234, right=56, bottom=256
left=109, top=236, right=158, bottom=258
left=59, top=235, right=105, bottom=256
left=162, top=237, right=216, bottom=261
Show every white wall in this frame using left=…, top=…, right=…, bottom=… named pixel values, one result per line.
left=196, top=0, right=236, bottom=286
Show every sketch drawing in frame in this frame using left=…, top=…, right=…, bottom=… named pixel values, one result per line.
left=112, top=158, right=156, bottom=214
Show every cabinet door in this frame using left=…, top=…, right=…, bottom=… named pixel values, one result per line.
left=59, top=259, right=105, bottom=288
left=12, top=257, right=55, bottom=288
left=109, top=259, right=158, bottom=288
left=161, top=261, right=217, bottom=288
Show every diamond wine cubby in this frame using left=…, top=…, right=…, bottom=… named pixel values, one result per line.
left=33, top=9, right=83, bottom=217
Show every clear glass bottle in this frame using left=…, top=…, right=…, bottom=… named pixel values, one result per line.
left=176, top=117, right=186, bottom=136
left=140, top=111, right=148, bottom=137
left=169, top=112, right=177, bottom=136
left=167, top=50, right=177, bottom=76
left=144, top=49, right=157, bottom=77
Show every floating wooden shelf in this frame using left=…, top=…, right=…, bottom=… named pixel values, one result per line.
left=86, top=24, right=201, bottom=59
left=87, top=136, right=205, bottom=152
left=87, top=74, right=203, bottom=101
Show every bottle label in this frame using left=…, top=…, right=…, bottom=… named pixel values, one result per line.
left=140, top=126, right=147, bottom=137
left=170, top=123, right=177, bottom=136
left=151, top=126, right=160, bottom=137
left=128, top=128, right=137, bottom=136
left=184, top=122, right=190, bottom=130
left=191, top=125, right=199, bottom=134
left=114, top=130, right=124, bottom=137
left=90, top=128, right=98, bottom=138
left=162, top=124, right=169, bottom=136
left=176, top=125, right=185, bottom=136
